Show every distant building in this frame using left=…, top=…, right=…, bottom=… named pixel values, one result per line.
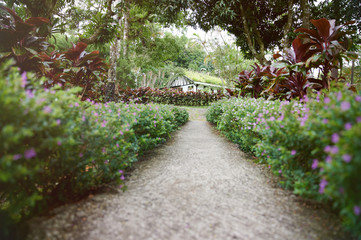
left=167, top=75, right=226, bottom=93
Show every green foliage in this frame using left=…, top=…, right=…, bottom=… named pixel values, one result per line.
left=117, top=87, right=227, bottom=106
left=0, top=64, right=188, bottom=232
left=184, top=70, right=223, bottom=85
left=207, top=87, right=361, bottom=238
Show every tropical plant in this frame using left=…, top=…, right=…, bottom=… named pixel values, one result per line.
left=294, top=18, right=358, bottom=89
left=40, top=42, right=109, bottom=101
left=0, top=6, right=50, bottom=73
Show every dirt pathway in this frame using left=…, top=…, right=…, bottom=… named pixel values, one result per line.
left=28, top=107, right=348, bottom=240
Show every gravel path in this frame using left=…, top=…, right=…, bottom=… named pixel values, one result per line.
left=27, top=107, right=348, bottom=240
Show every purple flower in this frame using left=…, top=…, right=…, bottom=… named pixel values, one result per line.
left=351, top=205, right=361, bottom=216
left=336, top=92, right=342, bottom=101
left=119, top=130, right=124, bottom=135
left=21, top=72, right=27, bottom=88
left=340, top=101, right=350, bottom=111
left=57, top=141, right=62, bottom=146
left=319, top=179, right=328, bottom=194
left=355, top=96, right=361, bottom=102
left=278, top=169, right=282, bottom=174
left=116, top=143, right=119, bottom=148
left=119, top=170, right=123, bottom=174
left=322, top=118, right=328, bottom=124
left=79, top=153, right=83, bottom=158
left=291, top=150, right=296, bottom=155
left=120, top=175, right=125, bottom=180
left=344, top=122, right=352, bottom=130
left=331, top=133, right=339, bottom=143
left=357, top=117, right=361, bottom=123
left=43, top=106, right=52, bottom=114
left=326, top=156, right=332, bottom=163
left=342, top=154, right=352, bottom=163
left=56, top=119, right=61, bottom=125
left=324, top=97, right=331, bottom=104
left=324, top=145, right=331, bottom=152
left=312, top=159, right=318, bottom=169
left=13, top=154, right=22, bottom=160
left=24, top=148, right=36, bottom=159
left=82, top=115, right=86, bottom=122
left=102, top=147, right=106, bottom=153
left=74, top=102, right=79, bottom=107
left=25, top=90, right=34, bottom=98
left=330, top=146, right=339, bottom=154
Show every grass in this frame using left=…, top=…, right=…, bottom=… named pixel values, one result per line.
left=184, top=70, right=224, bottom=86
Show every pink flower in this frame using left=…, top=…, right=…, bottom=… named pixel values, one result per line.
left=291, top=150, right=296, bottom=155
left=57, top=141, right=62, bottom=146
left=331, top=133, right=339, bottom=143
left=120, top=175, right=125, bottom=180
left=56, top=119, right=61, bottom=125
left=326, top=156, right=332, bottom=163
left=312, top=159, right=318, bottom=169
left=116, top=143, right=119, bottom=148
left=102, top=147, right=106, bottom=153
left=357, top=117, right=361, bottom=123
left=79, top=153, right=83, bottom=158
left=119, top=130, right=124, bottom=135
left=43, top=106, right=52, bottom=114
left=74, top=102, right=79, bottom=107
left=24, top=148, right=36, bottom=159
left=324, top=97, right=331, bottom=104
left=322, top=119, right=328, bottom=124
left=82, top=115, right=86, bottom=122
left=342, top=154, right=352, bottom=163
left=344, top=122, right=352, bottom=130
left=340, top=101, right=350, bottom=111
left=355, top=96, right=361, bottom=102
left=13, top=154, right=22, bottom=160
left=278, top=170, right=282, bottom=174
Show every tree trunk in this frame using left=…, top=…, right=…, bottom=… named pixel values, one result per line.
left=108, top=39, right=119, bottom=84
left=351, top=60, right=355, bottom=84
left=239, top=3, right=268, bottom=65
left=122, top=4, right=130, bottom=59
left=301, top=0, right=310, bottom=29
left=282, top=0, right=294, bottom=51
left=331, top=68, right=339, bottom=80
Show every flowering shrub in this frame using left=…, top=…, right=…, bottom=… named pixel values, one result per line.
left=117, top=87, right=227, bottom=106
left=0, top=64, right=188, bottom=231
left=207, top=87, right=361, bottom=237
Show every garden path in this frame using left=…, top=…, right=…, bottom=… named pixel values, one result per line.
left=27, top=107, right=348, bottom=240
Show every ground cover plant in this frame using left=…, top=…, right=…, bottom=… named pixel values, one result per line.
left=206, top=87, right=361, bottom=238
left=116, top=87, right=227, bottom=106
left=0, top=63, right=188, bottom=238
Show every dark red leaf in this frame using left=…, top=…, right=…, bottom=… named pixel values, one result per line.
left=310, top=18, right=331, bottom=41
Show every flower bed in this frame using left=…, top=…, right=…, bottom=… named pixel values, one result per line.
left=0, top=65, right=188, bottom=229
left=207, top=88, right=361, bottom=237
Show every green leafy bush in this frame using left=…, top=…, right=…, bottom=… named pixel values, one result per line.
left=207, top=87, right=361, bottom=237
left=0, top=64, right=188, bottom=230
left=117, top=87, right=227, bottom=106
